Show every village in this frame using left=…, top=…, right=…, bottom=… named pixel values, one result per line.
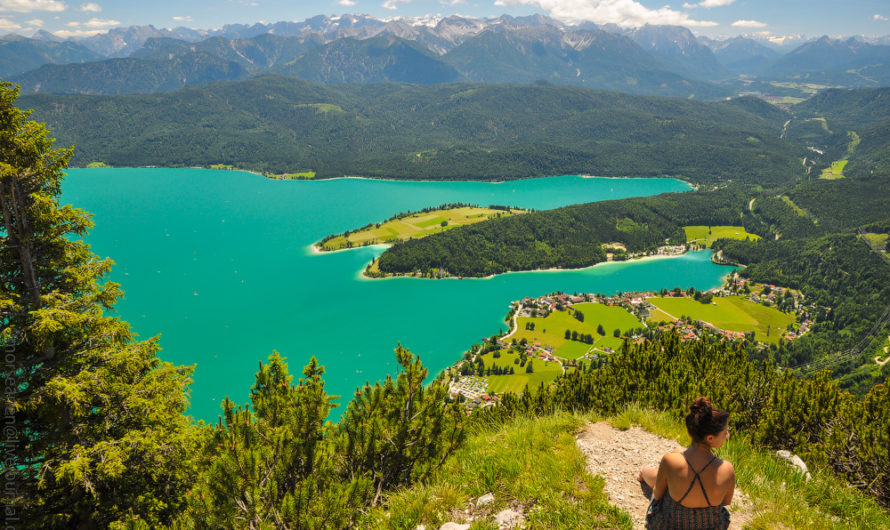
left=447, top=272, right=819, bottom=407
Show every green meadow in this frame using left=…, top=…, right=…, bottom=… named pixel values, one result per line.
left=647, top=295, right=795, bottom=344
left=280, top=171, right=316, bottom=179
left=683, top=225, right=761, bottom=247
left=820, top=159, right=847, bottom=179
left=512, top=303, right=642, bottom=360
left=862, top=232, right=888, bottom=252
left=319, top=206, right=522, bottom=251
left=479, top=348, right=564, bottom=394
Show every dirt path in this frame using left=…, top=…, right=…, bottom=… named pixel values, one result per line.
left=576, top=422, right=752, bottom=529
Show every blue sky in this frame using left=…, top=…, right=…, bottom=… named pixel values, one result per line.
left=1, top=0, right=888, bottom=41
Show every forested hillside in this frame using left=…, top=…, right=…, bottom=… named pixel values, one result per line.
left=373, top=92, right=890, bottom=389
left=18, top=75, right=802, bottom=183
left=788, top=87, right=890, bottom=176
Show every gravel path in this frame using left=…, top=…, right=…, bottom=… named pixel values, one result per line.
left=576, top=422, right=752, bottom=529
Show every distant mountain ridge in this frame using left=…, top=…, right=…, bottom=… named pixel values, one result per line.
left=3, top=14, right=890, bottom=97
left=7, top=16, right=732, bottom=97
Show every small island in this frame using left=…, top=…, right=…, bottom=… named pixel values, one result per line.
left=314, top=203, right=525, bottom=252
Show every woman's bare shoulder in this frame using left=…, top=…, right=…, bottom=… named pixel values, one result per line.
left=660, top=450, right=686, bottom=468
left=716, top=459, right=735, bottom=478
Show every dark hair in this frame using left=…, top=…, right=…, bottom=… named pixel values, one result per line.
left=685, top=396, right=729, bottom=443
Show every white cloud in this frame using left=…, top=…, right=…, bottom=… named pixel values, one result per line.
left=732, top=19, right=766, bottom=28
left=765, top=34, right=800, bottom=45
left=875, top=14, right=888, bottom=22
left=0, top=0, right=66, bottom=13
left=65, top=16, right=117, bottom=28
left=493, top=0, right=718, bottom=28
left=439, top=0, right=466, bottom=5
left=382, top=0, right=410, bottom=10
left=79, top=2, right=99, bottom=11
left=683, top=0, right=733, bottom=8
left=26, top=16, right=42, bottom=25
left=172, top=15, right=192, bottom=22
left=3, top=0, right=68, bottom=13
left=53, top=28, right=107, bottom=37
left=83, top=16, right=116, bottom=27
left=338, top=0, right=356, bottom=6
left=0, top=17, right=22, bottom=29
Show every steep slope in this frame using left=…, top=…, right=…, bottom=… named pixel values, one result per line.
left=791, top=87, right=890, bottom=176
left=443, top=26, right=725, bottom=97
left=708, top=36, right=781, bottom=76
left=274, top=34, right=459, bottom=84
left=11, top=54, right=247, bottom=94
left=0, top=35, right=101, bottom=78
left=767, top=36, right=890, bottom=86
left=132, top=33, right=325, bottom=73
left=624, top=24, right=728, bottom=81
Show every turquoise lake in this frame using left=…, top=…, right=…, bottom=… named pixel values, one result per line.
left=61, top=168, right=735, bottom=422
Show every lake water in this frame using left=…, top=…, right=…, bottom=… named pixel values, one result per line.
left=61, top=168, right=734, bottom=422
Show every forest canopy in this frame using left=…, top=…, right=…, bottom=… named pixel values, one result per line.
left=19, top=75, right=803, bottom=184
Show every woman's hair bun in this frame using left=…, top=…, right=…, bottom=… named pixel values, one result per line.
left=685, top=396, right=729, bottom=443
left=690, top=396, right=713, bottom=418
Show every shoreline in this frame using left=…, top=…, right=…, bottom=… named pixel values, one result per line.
left=69, top=167, right=693, bottom=188
left=309, top=242, right=391, bottom=256
left=359, top=249, right=728, bottom=281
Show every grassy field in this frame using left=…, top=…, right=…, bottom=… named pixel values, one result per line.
left=683, top=225, right=761, bottom=246
left=647, top=295, right=795, bottom=344
left=480, top=349, right=564, bottom=394
left=862, top=232, right=888, bottom=252
left=769, top=82, right=831, bottom=95
left=319, top=206, right=523, bottom=251
left=512, top=303, right=642, bottom=360
left=820, top=159, right=847, bottom=179
left=295, top=103, right=345, bottom=114
left=280, top=171, right=316, bottom=179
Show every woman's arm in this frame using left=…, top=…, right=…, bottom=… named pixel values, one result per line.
left=652, top=455, right=671, bottom=501
left=721, top=462, right=736, bottom=506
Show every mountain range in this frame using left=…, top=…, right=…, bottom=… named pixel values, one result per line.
left=3, top=14, right=890, bottom=97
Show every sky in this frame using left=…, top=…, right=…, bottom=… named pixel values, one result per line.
left=1, top=0, right=889, bottom=42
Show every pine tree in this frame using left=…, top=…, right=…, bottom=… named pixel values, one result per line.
left=187, top=353, right=368, bottom=528
left=338, top=344, right=465, bottom=505
left=0, top=81, right=202, bottom=526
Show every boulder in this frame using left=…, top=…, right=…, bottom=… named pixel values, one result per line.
left=776, top=450, right=811, bottom=481
left=494, top=508, right=525, bottom=529
left=475, top=492, right=495, bottom=507
left=439, top=523, right=470, bottom=530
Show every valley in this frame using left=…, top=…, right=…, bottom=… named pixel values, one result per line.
left=3, top=8, right=890, bottom=527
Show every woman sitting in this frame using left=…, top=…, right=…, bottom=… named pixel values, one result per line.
left=638, top=397, right=735, bottom=529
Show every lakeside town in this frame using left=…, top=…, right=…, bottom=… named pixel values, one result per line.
left=447, top=272, right=819, bottom=408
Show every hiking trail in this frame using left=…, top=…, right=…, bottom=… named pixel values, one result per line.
left=576, top=422, right=753, bottom=529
